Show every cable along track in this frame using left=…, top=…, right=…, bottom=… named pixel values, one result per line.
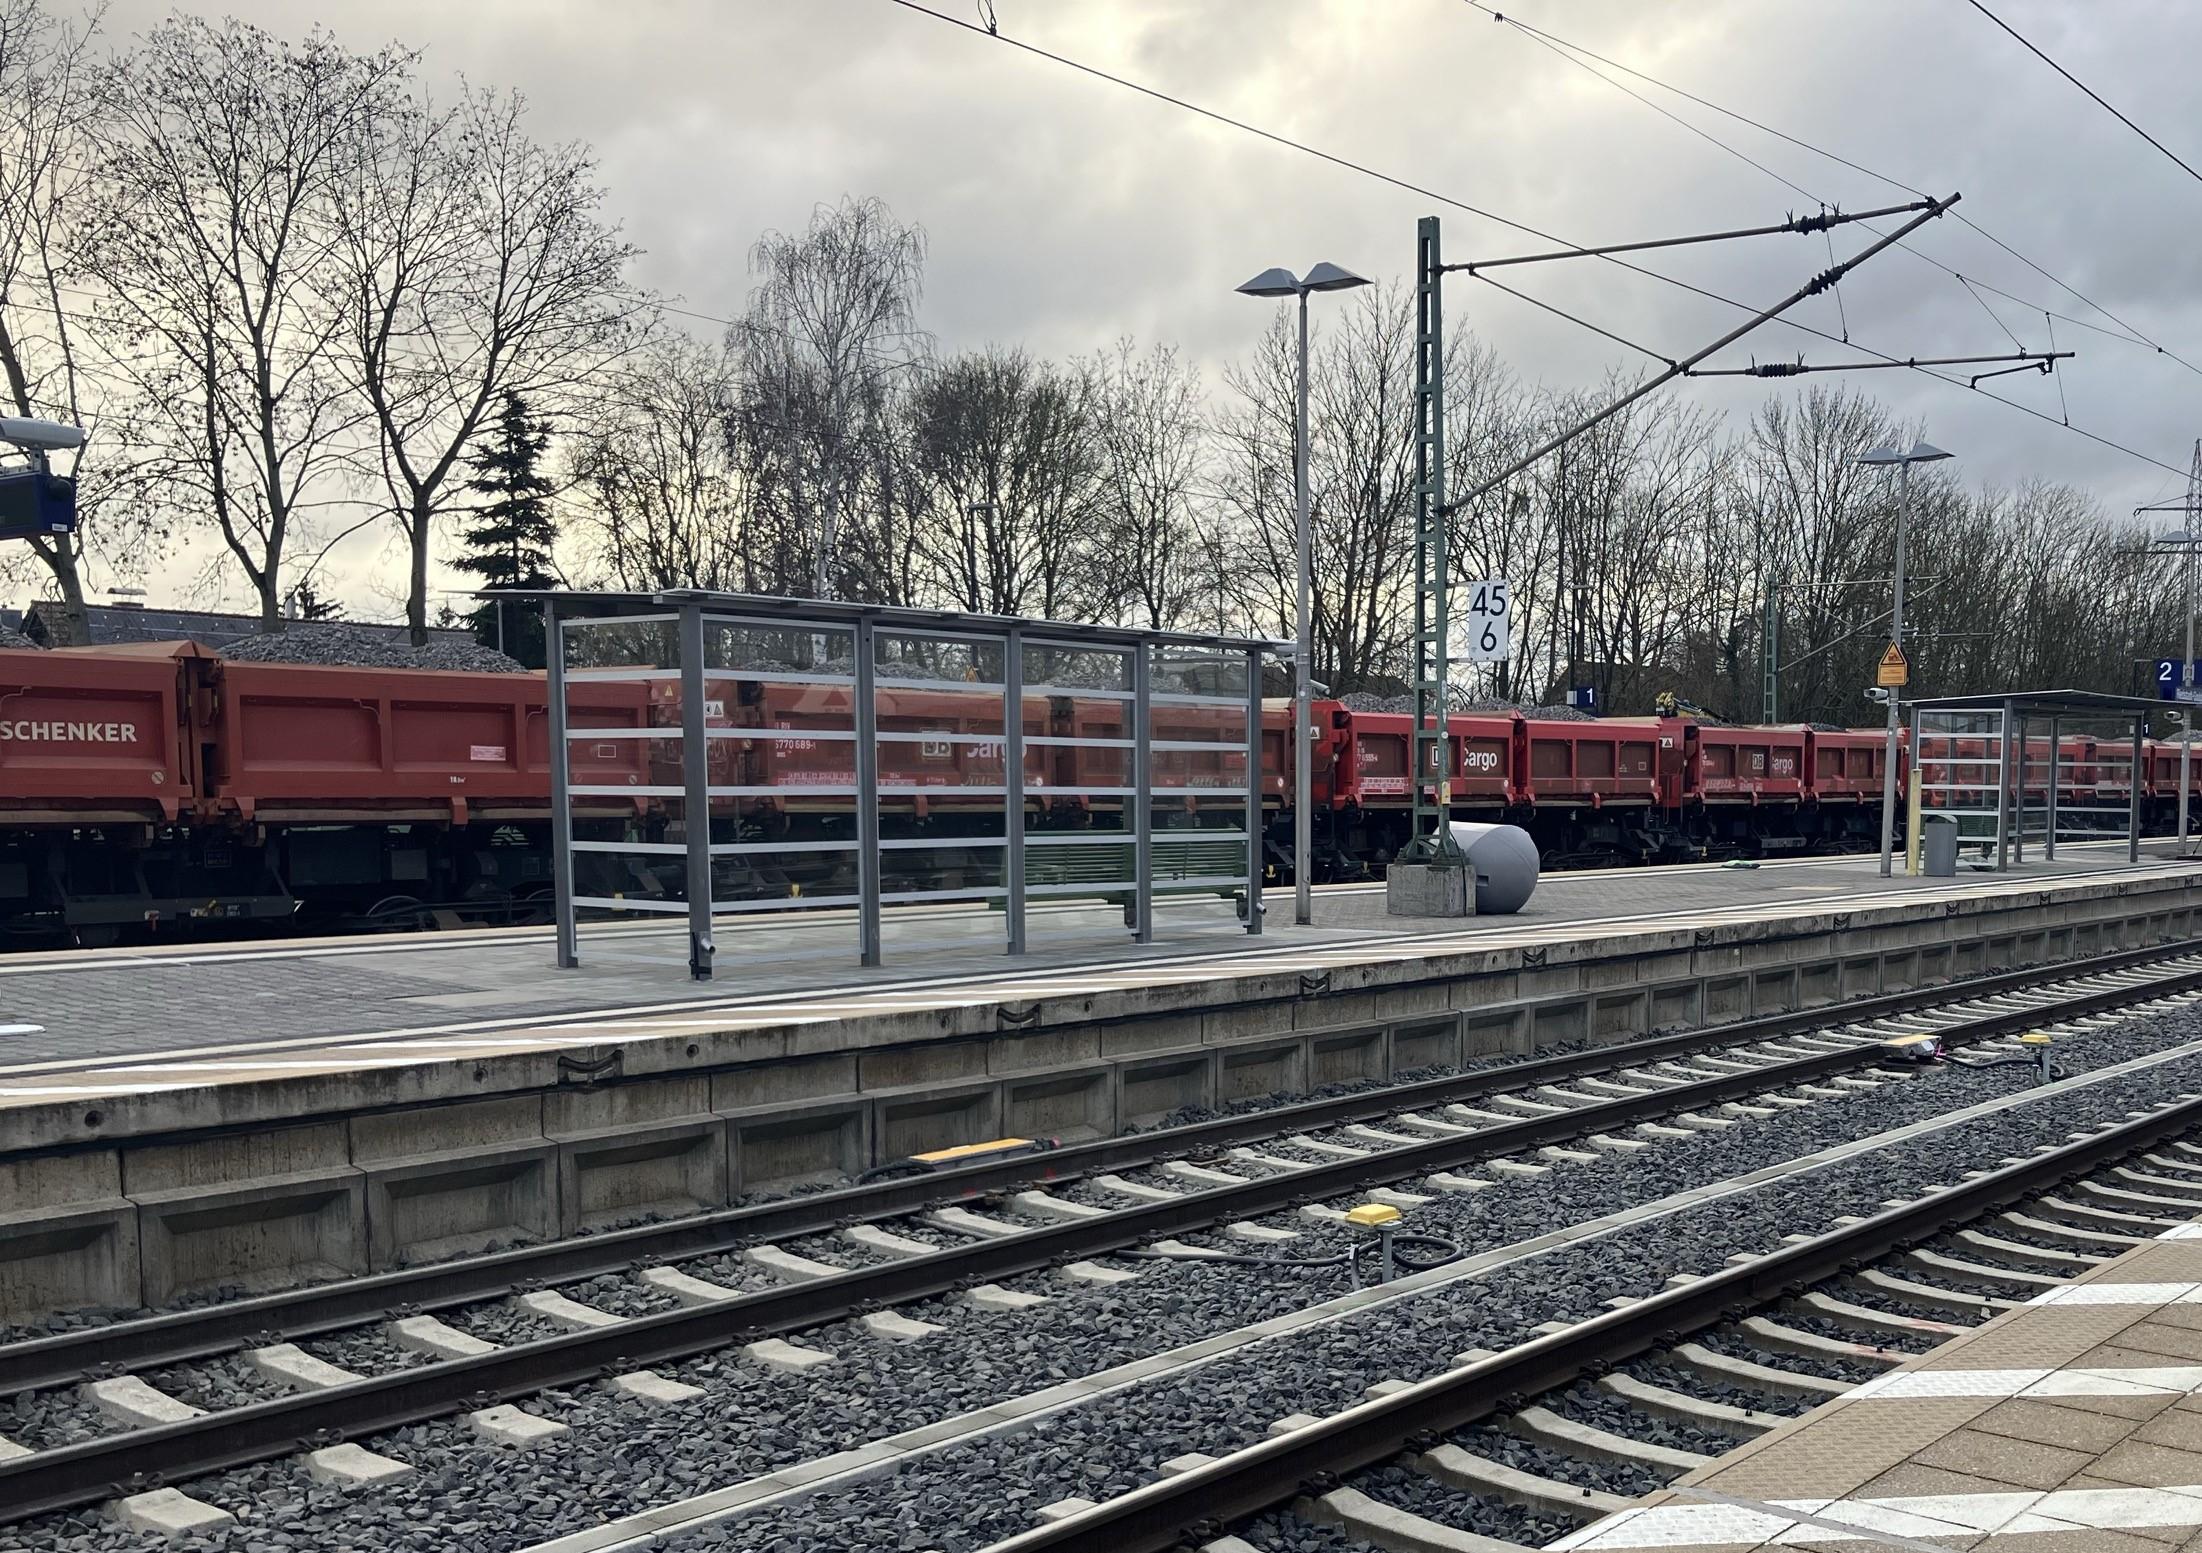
left=4, top=943, right=2202, bottom=1528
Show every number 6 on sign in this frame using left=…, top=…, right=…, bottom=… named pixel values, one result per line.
left=1462, top=579, right=1510, bottom=664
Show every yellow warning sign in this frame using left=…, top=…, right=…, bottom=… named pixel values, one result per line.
left=1876, top=642, right=1909, bottom=688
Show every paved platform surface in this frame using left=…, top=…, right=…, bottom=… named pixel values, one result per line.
left=0, top=844, right=2188, bottom=1093
left=1556, top=1200, right=2202, bottom=1553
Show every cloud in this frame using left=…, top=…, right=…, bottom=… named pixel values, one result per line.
left=75, top=0, right=2202, bottom=612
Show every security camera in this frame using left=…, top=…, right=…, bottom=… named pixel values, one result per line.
left=1865, top=686, right=1891, bottom=704
left=0, top=416, right=86, bottom=452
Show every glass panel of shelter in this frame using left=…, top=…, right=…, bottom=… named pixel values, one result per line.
left=553, top=613, right=695, bottom=968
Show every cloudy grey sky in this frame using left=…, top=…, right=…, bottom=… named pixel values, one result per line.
left=83, top=0, right=2202, bottom=613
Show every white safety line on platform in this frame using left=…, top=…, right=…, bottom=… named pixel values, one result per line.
left=1555, top=1481, right=2202, bottom=1550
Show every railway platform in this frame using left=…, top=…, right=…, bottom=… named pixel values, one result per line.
left=3, top=844, right=2200, bottom=1323
left=1553, top=1219, right=2202, bottom=1553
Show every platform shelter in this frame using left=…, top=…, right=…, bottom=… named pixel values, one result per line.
left=1910, top=689, right=2162, bottom=871
left=531, top=589, right=1285, bottom=981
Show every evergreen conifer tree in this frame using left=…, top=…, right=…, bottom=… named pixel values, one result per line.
left=455, top=391, right=557, bottom=667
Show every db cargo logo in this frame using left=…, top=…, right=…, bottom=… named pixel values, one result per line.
left=0, top=719, right=139, bottom=743
left=1463, top=749, right=1501, bottom=772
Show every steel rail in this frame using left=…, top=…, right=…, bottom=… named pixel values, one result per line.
left=981, top=1092, right=2202, bottom=1553
left=2, top=937, right=2194, bottom=1400
left=4, top=954, right=2202, bottom=1523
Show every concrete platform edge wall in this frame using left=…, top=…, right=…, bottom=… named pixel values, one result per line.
left=0, top=871, right=2194, bottom=1322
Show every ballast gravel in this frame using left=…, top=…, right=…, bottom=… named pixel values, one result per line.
left=11, top=1005, right=2202, bottom=1553
left=220, top=622, right=525, bottom=673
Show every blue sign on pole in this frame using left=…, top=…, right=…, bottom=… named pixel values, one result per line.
left=2156, top=659, right=2202, bottom=701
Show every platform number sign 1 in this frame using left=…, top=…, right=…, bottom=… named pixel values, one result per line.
left=1462, top=579, right=1510, bottom=664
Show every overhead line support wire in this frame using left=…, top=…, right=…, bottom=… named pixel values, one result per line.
left=1965, top=0, right=2202, bottom=187
left=1439, top=199, right=1933, bottom=273
left=1687, top=349, right=2072, bottom=379
left=889, top=0, right=2185, bottom=481
left=1440, top=193, right=1958, bottom=517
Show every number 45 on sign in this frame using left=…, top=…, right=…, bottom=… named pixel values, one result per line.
left=1460, top=579, right=1509, bottom=664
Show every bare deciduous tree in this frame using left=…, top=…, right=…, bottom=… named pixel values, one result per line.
left=330, top=86, right=642, bottom=642
left=734, top=195, right=926, bottom=598
left=84, top=16, right=406, bottom=627
left=1086, top=338, right=1204, bottom=630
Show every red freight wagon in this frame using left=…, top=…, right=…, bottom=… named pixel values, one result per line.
left=1693, top=724, right=1808, bottom=803
left=1325, top=707, right=1520, bottom=810
left=1522, top=715, right=1662, bottom=806
left=0, top=642, right=194, bottom=821
left=202, top=660, right=648, bottom=823
left=1806, top=728, right=1888, bottom=804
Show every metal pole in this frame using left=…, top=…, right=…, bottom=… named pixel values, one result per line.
left=2182, top=539, right=2194, bottom=851
left=855, top=618, right=881, bottom=966
left=1993, top=705, right=2012, bottom=871
left=1245, top=644, right=1265, bottom=937
left=1294, top=287, right=1314, bottom=925
left=1133, top=645, right=1154, bottom=944
left=546, top=597, right=578, bottom=969
left=1004, top=628, right=1026, bottom=955
left=2131, top=714, right=2145, bottom=864
left=1878, top=458, right=1910, bottom=877
left=678, top=605, right=714, bottom=981
left=2045, top=715, right=2059, bottom=861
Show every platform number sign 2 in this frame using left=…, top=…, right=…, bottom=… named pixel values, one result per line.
left=1462, top=579, right=1510, bottom=664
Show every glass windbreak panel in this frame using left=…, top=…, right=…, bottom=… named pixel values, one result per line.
left=1151, top=820, right=1251, bottom=886
left=1151, top=743, right=1252, bottom=792
left=1915, top=713, right=2002, bottom=849
left=1027, top=692, right=1134, bottom=797
left=1026, top=643, right=1131, bottom=692
left=563, top=615, right=678, bottom=672
left=878, top=841, right=1007, bottom=898
left=700, top=619, right=856, bottom=676
left=1149, top=647, right=1249, bottom=699
left=1023, top=835, right=1136, bottom=895
left=875, top=680, right=1007, bottom=792
left=709, top=843, right=860, bottom=908
left=566, top=817, right=690, bottom=914
left=876, top=631, right=1005, bottom=687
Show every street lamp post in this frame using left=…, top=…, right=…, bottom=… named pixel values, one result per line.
left=1856, top=440, right=1953, bottom=877
left=1237, top=261, right=1371, bottom=927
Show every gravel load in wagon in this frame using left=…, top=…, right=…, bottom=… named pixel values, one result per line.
left=220, top=623, right=526, bottom=673
left=0, top=626, right=39, bottom=650
left=1340, top=690, right=1595, bottom=721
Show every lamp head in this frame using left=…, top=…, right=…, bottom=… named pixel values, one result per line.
left=1236, top=267, right=1301, bottom=299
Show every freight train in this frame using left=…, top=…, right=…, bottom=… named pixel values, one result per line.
left=0, top=641, right=2187, bottom=945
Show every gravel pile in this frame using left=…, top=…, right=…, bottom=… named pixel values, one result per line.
left=222, top=623, right=526, bottom=673
left=13, top=1006, right=2202, bottom=1553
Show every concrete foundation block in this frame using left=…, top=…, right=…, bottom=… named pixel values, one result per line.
left=470, top=1403, right=569, bottom=1447
left=1116, top=1054, right=1210, bottom=1128
left=361, top=1142, right=556, bottom=1269
left=552, top=1117, right=726, bottom=1236
left=611, top=1369, right=707, bottom=1402
left=0, top=1197, right=140, bottom=1325
left=1002, top=1069, right=1112, bottom=1143
left=133, top=1166, right=367, bottom=1307
left=303, top=1442, right=413, bottom=1486
left=1386, top=861, right=1474, bottom=917
left=107, top=1487, right=234, bottom=1536
left=874, top=1083, right=1002, bottom=1165
left=726, top=1100, right=866, bottom=1196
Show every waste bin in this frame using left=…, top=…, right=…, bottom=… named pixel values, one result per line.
left=1922, top=814, right=1959, bottom=877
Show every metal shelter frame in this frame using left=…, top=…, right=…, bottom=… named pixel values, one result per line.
left=529, top=590, right=1286, bottom=980
left=1909, top=690, right=2160, bottom=870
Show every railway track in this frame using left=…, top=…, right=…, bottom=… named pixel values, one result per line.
left=980, top=1096, right=2202, bottom=1553
left=8, top=942, right=2202, bottom=1539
